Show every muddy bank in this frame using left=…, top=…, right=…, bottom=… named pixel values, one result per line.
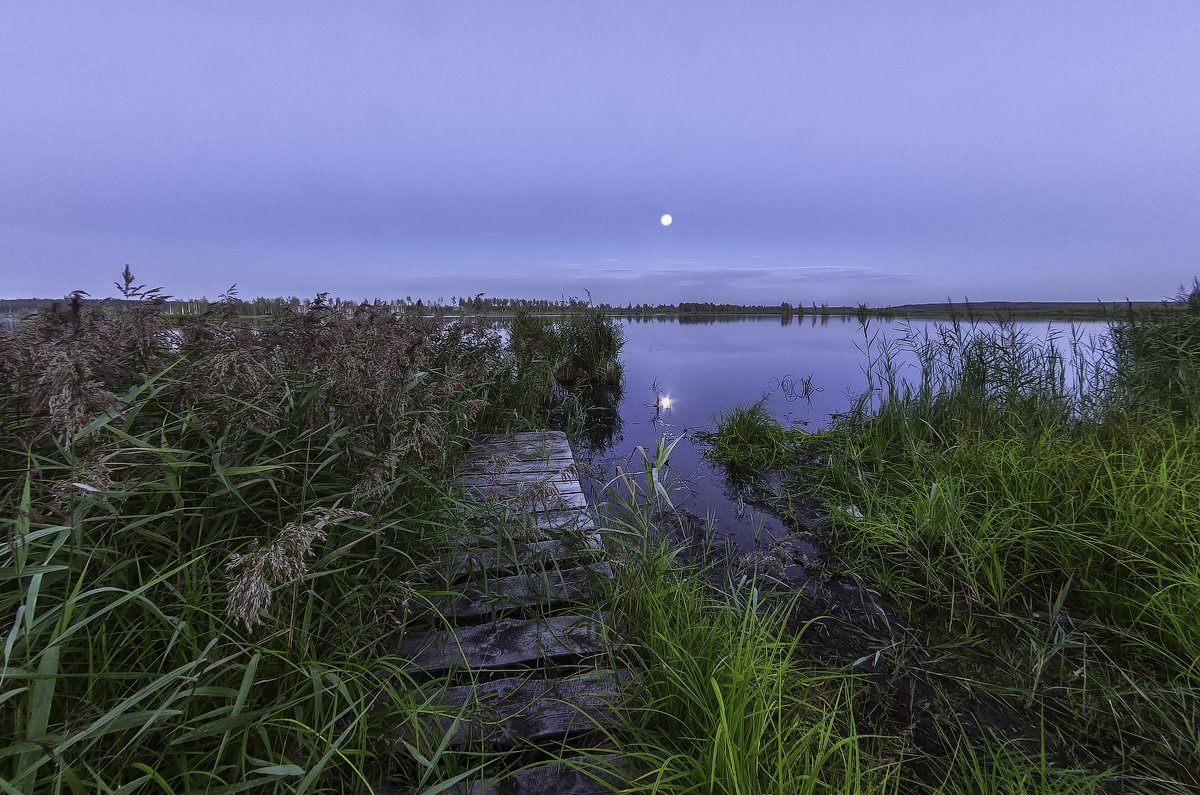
left=664, top=486, right=1129, bottom=791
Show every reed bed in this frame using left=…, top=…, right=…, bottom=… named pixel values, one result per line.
left=509, top=305, right=625, bottom=390
left=0, top=276, right=622, bottom=792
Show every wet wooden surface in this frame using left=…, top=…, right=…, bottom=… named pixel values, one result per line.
left=397, top=612, right=611, bottom=674
left=452, top=534, right=604, bottom=577
left=428, top=563, right=614, bottom=620
left=409, top=669, right=635, bottom=747
left=381, top=431, right=635, bottom=793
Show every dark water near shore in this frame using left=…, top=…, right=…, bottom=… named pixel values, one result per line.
left=578, top=314, right=1110, bottom=554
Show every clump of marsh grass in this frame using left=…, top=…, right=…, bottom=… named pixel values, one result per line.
left=0, top=270, right=586, bottom=792
left=784, top=311, right=1200, bottom=790
left=509, top=302, right=625, bottom=392
left=558, top=303, right=625, bottom=387
left=703, top=397, right=799, bottom=474
left=1106, top=307, right=1200, bottom=425
left=594, top=443, right=899, bottom=793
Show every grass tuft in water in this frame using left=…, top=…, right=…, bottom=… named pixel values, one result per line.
left=703, top=398, right=800, bottom=475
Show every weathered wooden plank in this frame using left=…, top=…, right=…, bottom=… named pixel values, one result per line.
left=457, top=479, right=585, bottom=503
left=493, top=507, right=596, bottom=538
left=459, top=457, right=581, bottom=478
left=464, top=438, right=574, bottom=460
left=452, top=534, right=603, bottom=578
left=460, top=454, right=581, bottom=474
left=468, top=434, right=572, bottom=451
left=430, top=563, right=613, bottom=619
left=460, top=508, right=596, bottom=543
left=458, top=470, right=584, bottom=489
left=397, top=613, right=609, bottom=674
left=460, top=453, right=575, bottom=474
left=459, top=487, right=589, bottom=513
left=457, top=478, right=584, bottom=498
left=409, top=669, right=636, bottom=748
left=489, top=488, right=585, bottom=511
left=474, top=431, right=568, bottom=444
left=377, top=754, right=630, bottom=795
left=528, top=507, right=595, bottom=531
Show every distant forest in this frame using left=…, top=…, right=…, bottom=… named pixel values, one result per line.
left=1, top=293, right=1192, bottom=322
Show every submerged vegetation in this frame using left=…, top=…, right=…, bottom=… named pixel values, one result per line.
left=703, top=305, right=1200, bottom=792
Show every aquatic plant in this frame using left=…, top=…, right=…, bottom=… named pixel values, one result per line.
left=1106, top=308, right=1200, bottom=425
left=508, top=303, right=625, bottom=391
left=704, top=398, right=798, bottom=474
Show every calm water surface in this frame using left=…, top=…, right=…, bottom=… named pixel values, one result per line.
left=580, top=315, right=1109, bottom=552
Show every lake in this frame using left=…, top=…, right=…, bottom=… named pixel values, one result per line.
left=578, top=314, right=1111, bottom=552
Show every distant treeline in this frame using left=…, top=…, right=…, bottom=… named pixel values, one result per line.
left=1, top=293, right=1194, bottom=322
left=0, top=294, right=612, bottom=318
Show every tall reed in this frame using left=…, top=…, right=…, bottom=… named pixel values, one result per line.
left=508, top=304, right=625, bottom=390
left=0, top=275, right=576, bottom=792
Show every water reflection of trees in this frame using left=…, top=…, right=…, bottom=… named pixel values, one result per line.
left=614, top=313, right=860, bottom=325
left=675, top=314, right=784, bottom=325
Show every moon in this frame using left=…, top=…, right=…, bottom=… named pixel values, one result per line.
left=660, top=213, right=673, bottom=226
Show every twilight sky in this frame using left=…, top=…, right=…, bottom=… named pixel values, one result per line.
left=2, top=2, right=1198, bottom=305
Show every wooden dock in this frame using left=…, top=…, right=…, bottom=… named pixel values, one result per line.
left=379, top=431, right=635, bottom=794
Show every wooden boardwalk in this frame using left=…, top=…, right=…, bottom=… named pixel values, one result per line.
left=380, top=431, right=635, bottom=794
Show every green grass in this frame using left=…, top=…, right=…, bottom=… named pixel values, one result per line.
left=610, top=556, right=894, bottom=794
left=701, top=399, right=800, bottom=475
left=589, top=449, right=899, bottom=794
left=7, top=277, right=1197, bottom=792
left=582, top=442, right=1132, bottom=793
left=0, top=276, right=622, bottom=792
left=724, top=313, right=1200, bottom=791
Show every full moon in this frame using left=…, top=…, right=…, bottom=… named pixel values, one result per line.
left=660, top=214, right=673, bottom=226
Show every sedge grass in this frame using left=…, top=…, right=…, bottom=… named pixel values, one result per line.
left=702, top=399, right=800, bottom=475
left=755, top=315, right=1200, bottom=790
left=588, top=444, right=901, bottom=794
left=606, top=551, right=900, bottom=794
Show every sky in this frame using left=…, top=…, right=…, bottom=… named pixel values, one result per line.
left=2, top=2, right=1198, bottom=306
